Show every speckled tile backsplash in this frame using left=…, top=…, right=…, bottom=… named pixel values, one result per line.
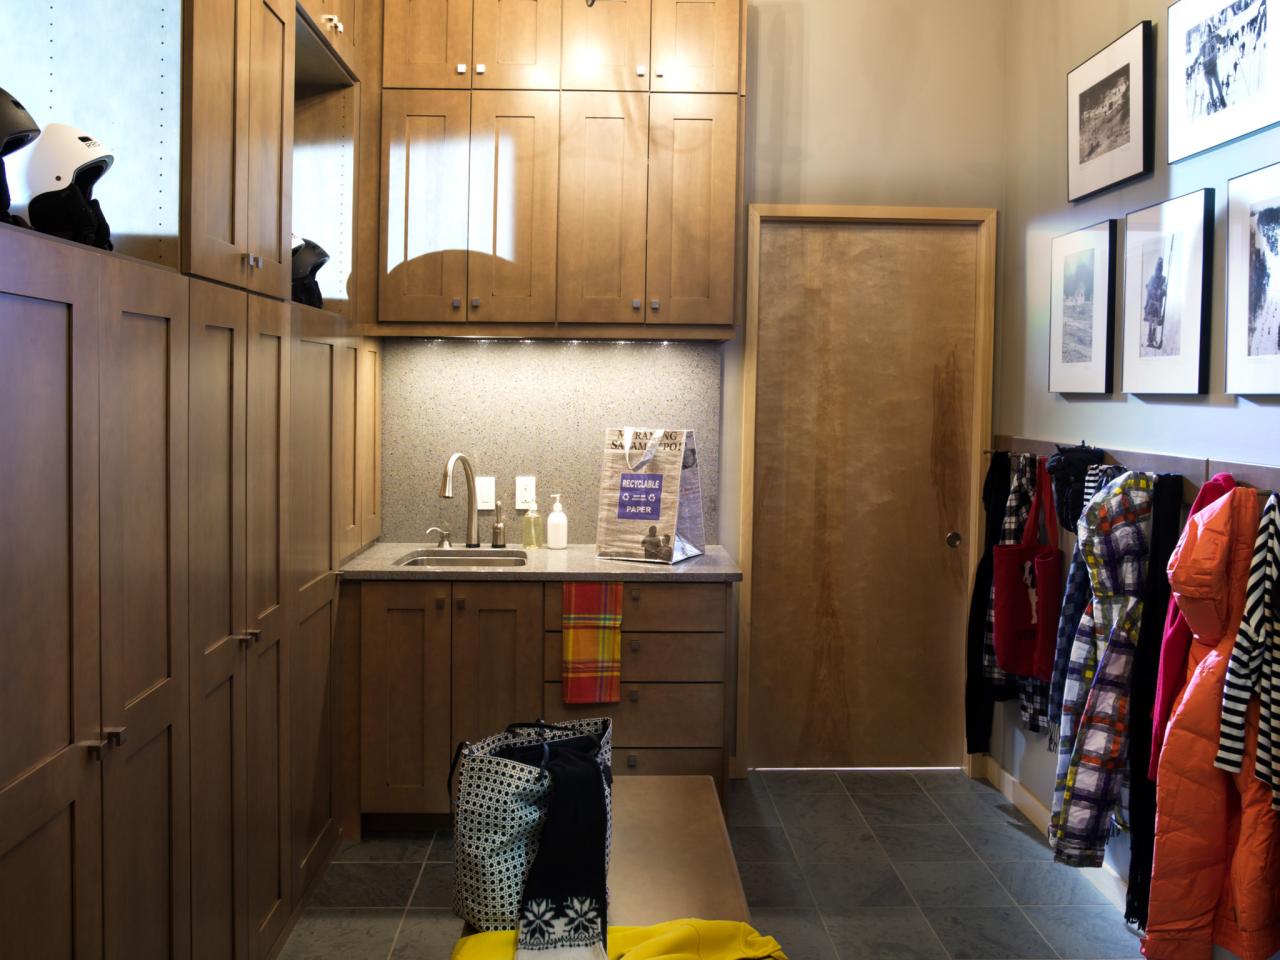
left=381, top=340, right=722, bottom=545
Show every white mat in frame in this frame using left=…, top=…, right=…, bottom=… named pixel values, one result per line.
left=1226, top=159, right=1280, bottom=393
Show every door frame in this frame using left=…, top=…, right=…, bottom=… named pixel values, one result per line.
left=734, top=204, right=997, bottom=775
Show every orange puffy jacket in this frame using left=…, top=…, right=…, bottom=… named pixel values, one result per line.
left=1143, top=487, right=1274, bottom=960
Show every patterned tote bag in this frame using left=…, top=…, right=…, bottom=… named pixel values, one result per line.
left=451, top=719, right=613, bottom=930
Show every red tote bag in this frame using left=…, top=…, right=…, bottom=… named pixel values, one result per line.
left=992, top=457, right=1063, bottom=681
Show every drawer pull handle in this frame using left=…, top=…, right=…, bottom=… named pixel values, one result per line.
left=630, top=588, right=640, bottom=602
left=457, top=598, right=466, bottom=611
left=436, top=597, right=446, bottom=611
left=626, top=754, right=639, bottom=769
left=628, top=689, right=640, bottom=703
left=629, top=639, right=640, bottom=653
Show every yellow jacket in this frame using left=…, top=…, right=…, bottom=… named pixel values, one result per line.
left=452, top=919, right=787, bottom=960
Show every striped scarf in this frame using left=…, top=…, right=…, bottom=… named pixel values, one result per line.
left=1215, top=493, right=1280, bottom=808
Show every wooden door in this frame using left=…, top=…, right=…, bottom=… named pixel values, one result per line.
left=188, top=279, right=250, bottom=960
left=383, top=0, right=473, bottom=89
left=245, top=0, right=296, bottom=299
left=380, top=89, right=471, bottom=323
left=99, top=257, right=192, bottom=960
left=357, top=339, right=382, bottom=546
left=361, top=583, right=453, bottom=814
left=651, top=0, right=741, bottom=93
left=329, top=0, right=361, bottom=74
left=744, top=207, right=996, bottom=767
left=245, top=296, right=292, bottom=960
left=468, top=91, right=560, bottom=324
left=333, top=339, right=361, bottom=563
left=288, top=327, right=338, bottom=898
left=0, top=231, right=103, bottom=960
left=472, top=0, right=561, bottom=90
left=185, top=0, right=251, bottom=288
left=558, top=92, right=648, bottom=324
left=562, top=0, right=651, bottom=91
left=646, top=93, right=737, bottom=325
left=451, top=583, right=543, bottom=746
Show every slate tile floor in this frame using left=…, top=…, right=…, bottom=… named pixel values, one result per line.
left=277, top=771, right=1142, bottom=960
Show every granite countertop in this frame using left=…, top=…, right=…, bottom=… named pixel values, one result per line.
left=340, top=542, right=742, bottom=582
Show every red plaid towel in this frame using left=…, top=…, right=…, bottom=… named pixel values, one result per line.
left=562, top=582, right=623, bottom=705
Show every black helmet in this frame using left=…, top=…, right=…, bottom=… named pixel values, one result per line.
left=0, top=88, right=39, bottom=157
left=291, top=234, right=330, bottom=308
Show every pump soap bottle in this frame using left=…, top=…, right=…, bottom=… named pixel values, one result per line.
left=522, top=500, right=543, bottom=549
left=547, top=494, right=567, bottom=549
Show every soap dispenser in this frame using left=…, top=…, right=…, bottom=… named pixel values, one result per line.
left=521, top=500, right=543, bottom=549
left=547, top=494, right=567, bottom=550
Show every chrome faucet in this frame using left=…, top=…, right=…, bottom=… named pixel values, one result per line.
left=440, top=452, right=480, bottom=547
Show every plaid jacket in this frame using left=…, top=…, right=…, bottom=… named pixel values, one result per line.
left=1051, top=471, right=1155, bottom=867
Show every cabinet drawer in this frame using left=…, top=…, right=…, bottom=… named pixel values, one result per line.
left=544, top=631, right=725, bottom=682
left=614, top=749, right=724, bottom=781
left=544, top=683, right=723, bottom=748
left=543, top=582, right=726, bottom=632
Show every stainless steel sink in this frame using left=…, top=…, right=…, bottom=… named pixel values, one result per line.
left=394, top=548, right=528, bottom=568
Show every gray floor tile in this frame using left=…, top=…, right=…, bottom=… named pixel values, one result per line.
left=739, top=861, right=815, bottom=909
left=773, top=791, right=862, bottom=826
left=955, top=819, right=1053, bottom=863
left=764, top=770, right=846, bottom=798
left=428, top=831, right=455, bottom=862
left=1024, top=904, right=1143, bottom=958
left=872, top=823, right=977, bottom=863
left=277, top=909, right=402, bottom=960
left=391, top=909, right=467, bottom=960
left=334, top=834, right=432, bottom=863
left=775, top=795, right=886, bottom=864
left=802, top=862, right=912, bottom=911
left=730, top=823, right=796, bottom=863
left=993, top=860, right=1111, bottom=905
left=896, top=861, right=1013, bottom=907
left=839, top=771, right=924, bottom=795
left=852, top=793, right=945, bottom=825
left=308, top=862, right=423, bottom=909
left=823, top=907, right=947, bottom=960
left=749, top=909, right=838, bottom=960
left=931, top=788, right=1021, bottom=823
left=922, top=906, right=1056, bottom=959
left=913, top=771, right=996, bottom=794
left=727, top=775, right=783, bottom=827
left=410, top=862, right=456, bottom=909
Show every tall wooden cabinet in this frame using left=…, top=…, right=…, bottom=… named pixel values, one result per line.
left=562, top=0, right=652, bottom=91
left=472, top=0, right=562, bottom=89
left=382, top=0, right=474, bottom=88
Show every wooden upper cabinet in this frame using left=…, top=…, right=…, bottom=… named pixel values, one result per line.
left=473, top=0, right=562, bottom=89
left=383, top=0, right=473, bottom=88
left=303, top=0, right=360, bottom=74
left=651, top=0, right=741, bottom=93
left=646, top=93, right=737, bottom=325
left=468, top=90, right=560, bottom=323
left=558, top=92, right=648, bottom=324
left=380, top=89, right=471, bottom=323
left=246, top=0, right=295, bottom=299
left=562, top=0, right=651, bottom=91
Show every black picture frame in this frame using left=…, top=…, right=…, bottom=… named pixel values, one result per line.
left=1048, top=219, right=1119, bottom=394
left=1067, top=21, right=1155, bottom=203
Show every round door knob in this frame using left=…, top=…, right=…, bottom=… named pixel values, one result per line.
left=946, top=531, right=963, bottom=549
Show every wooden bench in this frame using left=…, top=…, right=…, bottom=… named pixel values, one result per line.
left=609, top=775, right=749, bottom=925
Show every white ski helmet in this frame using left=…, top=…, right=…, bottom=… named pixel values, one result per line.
left=21, top=122, right=113, bottom=201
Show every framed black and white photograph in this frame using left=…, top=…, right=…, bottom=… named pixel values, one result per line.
left=1168, top=0, right=1280, bottom=161
left=1049, top=221, right=1118, bottom=393
left=1067, top=21, right=1154, bottom=202
left=1122, top=189, right=1215, bottom=394
left=1226, top=160, right=1280, bottom=393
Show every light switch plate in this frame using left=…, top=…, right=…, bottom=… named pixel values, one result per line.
left=515, top=476, right=537, bottom=511
left=476, top=476, right=496, bottom=511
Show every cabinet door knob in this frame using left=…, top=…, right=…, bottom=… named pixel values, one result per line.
left=476, top=63, right=487, bottom=74
left=236, top=633, right=253, bottom=649
left=636, top=65, right=647, bottom=77
left=628, top=689, right=640, bottom=703
left=436, top=596, right=446, bottom=611
left=81, top=739, right=108, bottom=761
left=629, top=638, right=640, bottom=653
left=104, top=726, right=128, bottom=748
left=632, top=299, right=642, bottom=310
left=946, top=531, right=963, bottom=549
left=626, top=754, right=639, bottom=769
left=471, top=298, right=481, bottom=309
left=246, top=628, right=262, bottom=645
left=452, top=297, right=462, bottom=309
left=630, top=588, right=640, bottom=602
left=457, top=63, right=468, bottom=74
left=650, top=299, right=661, bottom=311
left=456, top=597, right=466, bottom=611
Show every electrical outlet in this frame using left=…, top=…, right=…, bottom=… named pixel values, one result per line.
left=476, top=476, right=496, bottom=511
left=516, top=476, right=537, bottom=510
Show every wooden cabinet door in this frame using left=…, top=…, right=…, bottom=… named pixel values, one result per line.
left=245, top=296, right=292, bottom=960
left=328, top=0, right=361, bottom=75
left=188, top=280, right=250, bottom=960
left=646, top=93, right=737, bottom=325
left=245, top=0, right=296, bottom=299
left=562, top=0, right=651, bottom=91
left=558, top=92, right=648, bottom=324
left=361, top=583, right=453, bottom=814
left=651, top=0, right=741, bottom=93
left=472, top=0, right=561, bottom=89
left=383, top=0, right=473, bottom=89
left=468, top=91, right=559, bottom=324
left=333, top=339, right=361, bottom=564
left=0, top=231, right=103, bottom=960
left=185, top=0, right=251, bottom=289
left=99, top=258, right=192, bottom=960
left=356, top=339, right=382, bottom=546
left=451, top=583, right=543, bottom=746
left=380, top=89, right=471, bottom=323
